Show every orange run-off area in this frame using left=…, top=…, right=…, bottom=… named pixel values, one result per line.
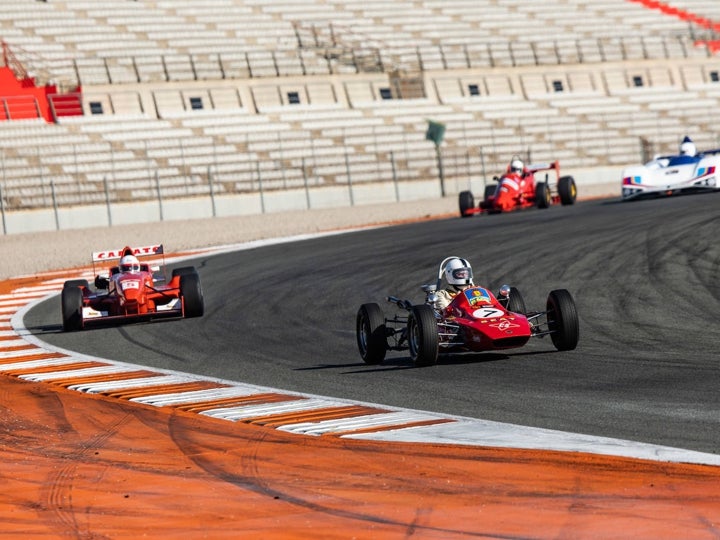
left=1, top=272, right=719, bottom=539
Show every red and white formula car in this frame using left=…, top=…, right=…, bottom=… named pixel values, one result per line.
left=459, top=157, right=577, bottom=217
left=60, top=244, right=204, bottom=331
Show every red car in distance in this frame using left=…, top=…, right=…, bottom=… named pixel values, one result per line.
left=459, top=157, right=577, bottom=217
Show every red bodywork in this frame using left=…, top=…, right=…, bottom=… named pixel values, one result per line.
left=83, top=245, right=184, bottom=324
left=439, top=286, right=531, bottom=351
left=463, top=161, right=562, bottom=216
left=99, top=267, right=180, bottom=318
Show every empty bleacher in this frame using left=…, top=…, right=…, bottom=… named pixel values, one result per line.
left=1, top=0, right=720, bottom=211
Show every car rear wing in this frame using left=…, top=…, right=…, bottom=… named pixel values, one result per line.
left=91, top=244, right=166, bottom=279
left=527, top=160, right=560, bottom=179
left=91, top=244, right=164, bottom=262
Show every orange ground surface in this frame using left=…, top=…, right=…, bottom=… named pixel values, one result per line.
left=1, top=373, right=719, bottom=539
left=2, top=269, right=719, bottom=539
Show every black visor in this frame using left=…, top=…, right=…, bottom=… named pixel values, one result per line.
left=452, top=267, right=472, bottom=281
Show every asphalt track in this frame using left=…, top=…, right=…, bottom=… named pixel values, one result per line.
left=2, top=193, right=720, bottom=537
left=27, top=193, right=720, bottom=454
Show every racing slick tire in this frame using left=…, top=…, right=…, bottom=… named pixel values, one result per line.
left=505, top=286, right=527, bottom=315
left=480, top=184, right=498, bottom=212
left=172, top=266, right=199, bottom=278
left=546, top=289, right=579, bottom=351
left=180, top=272, right=204, bottom=318
left=63, top=279, right=89, bottom=289
left=458, top=190, right=474, bottom=217
left=356, top=303, right=387, bottom=365
left=535, top=182, right=551, bottom=209
left=558, top=176, right=577, bottom=205
left=61, top=285, right=84, bottom=332
left=407, top=304, right=439, bottom=367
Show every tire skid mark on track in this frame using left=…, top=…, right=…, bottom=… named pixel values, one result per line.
left=2, top=247, right=720, bottom=468
left=41, top=408, right=136, bottom=540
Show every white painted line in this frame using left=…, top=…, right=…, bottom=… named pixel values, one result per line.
left=279, top=411, right=441, bottom=436
left=130, top=385, right=263, bottom=406
left=0, top=357, right=81, bottom=371
left=201, top=398, right=333, bottom=421
left=342, top=419, right=720, bottom=467
left=0, top=347, right=51, bottom=359
left=20, top=364, right=128, bottom=382
left=0, top=338, right=28, bottom=348
left=69, top=374, right=195, bottom=394
left=12, top=285, right=62, bottom=294
left=0, top=290, right=57, bottom=302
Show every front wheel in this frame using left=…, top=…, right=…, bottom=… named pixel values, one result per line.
left=356, top=303, right=387, bottom=364
left=546, top=289, right=579, bottom=351
left=61, top=286, right=84, bottom=332
left=180, top=273, right=204, bottom=318
left=558, top=176, right=577, bottom=205
left=63, top=279, right=89, bottom=289
left=535, top=181, right=551, bottom=209
left=458, top=190, right=474, bottom=217
left=172, top=266, right=198, bottom=278
left=407, top=304, right=439, bottom=367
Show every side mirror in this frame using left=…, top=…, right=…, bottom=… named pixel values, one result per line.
left=498, top=284, right=511, bottom=297
left=421, top=284, right=437, bottom=293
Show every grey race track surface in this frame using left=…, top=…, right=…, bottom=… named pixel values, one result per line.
left=26, top=194, right=720, bottom=455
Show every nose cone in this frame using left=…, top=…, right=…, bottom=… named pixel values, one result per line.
left=122, top=287, right=141, bottom=302
left=494, top=179, right=518, bottom=211
left=117, top=277, right=143, bottom=311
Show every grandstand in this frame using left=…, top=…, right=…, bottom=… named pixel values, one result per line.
left=1, top=0, right=719, bottom=219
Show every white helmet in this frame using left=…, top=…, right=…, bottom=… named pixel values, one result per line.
left=510, top=158, right=524, bottom=174
left=679, top=136, right=696, bottom=157
left=444, top=257, right=474, bottom=288
left=119, top=254, right=141, bottom=273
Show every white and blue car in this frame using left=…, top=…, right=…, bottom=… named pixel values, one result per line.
left=621, top=146, right=720, bottom=201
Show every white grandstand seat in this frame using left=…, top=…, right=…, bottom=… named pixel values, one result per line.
left=3, top=0, right=720, bottom=210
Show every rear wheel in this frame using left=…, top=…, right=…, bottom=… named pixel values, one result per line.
left=558, top=176, right=577, bottom=205
left=356, top=303, right=387, bottom=364
left=546, top=289, right=579, bottom=351
left=458, top=190, right=474, bottom=217
left=61, top=286, right=84, bottom=332
left=180, top=273, right=204, bottom=318
left=172, top=266, right=198, bottom=278
left=535, top=182, right=551, bottom=209
left=504, top=286, right=527, bottom=315
left=407, top=304, right=439, bottom=367
left=63, top=279, right=89, bottom=289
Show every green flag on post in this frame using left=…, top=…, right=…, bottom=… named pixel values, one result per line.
left=425, top=120, right=446, bottom=146
left=426, top=120, right=447, bottom=196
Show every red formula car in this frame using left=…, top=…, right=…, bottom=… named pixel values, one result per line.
left=60, top=243, right=204, bottom=331
left=356, top=257, right=579, bottom=366
left=459, top=157, right=577, bottom=217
